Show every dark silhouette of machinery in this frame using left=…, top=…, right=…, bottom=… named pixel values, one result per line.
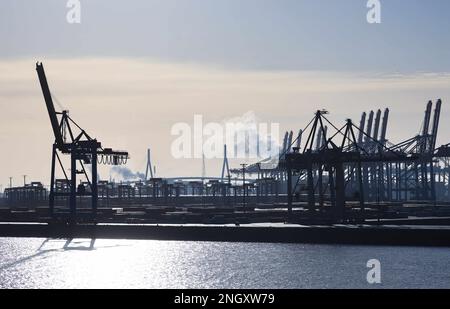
left=279, top=100, right=445, bottom=223
left=32, top=61, right=449, bottom=225
left=36, top=62, right=128, bottom=222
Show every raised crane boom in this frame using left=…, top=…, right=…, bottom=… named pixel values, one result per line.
left=35, top=62, right=129, bottom=223
left=36, top=62, right=65, bottom=149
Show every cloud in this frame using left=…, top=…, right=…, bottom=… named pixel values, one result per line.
left=221, top=111, right=280, bottom=159
left=110, top=166, right=145, bottom=182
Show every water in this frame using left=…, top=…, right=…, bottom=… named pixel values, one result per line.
left=0, top=237, right=449, bottom=288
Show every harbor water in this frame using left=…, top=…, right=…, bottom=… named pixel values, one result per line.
left=1, top=237, right=449, bottom=289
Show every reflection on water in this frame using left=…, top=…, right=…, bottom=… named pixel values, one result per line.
left=0, top=237, right=449, bottom=289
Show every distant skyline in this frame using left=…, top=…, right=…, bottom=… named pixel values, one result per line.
left=1, top=1, right=449, bottom=187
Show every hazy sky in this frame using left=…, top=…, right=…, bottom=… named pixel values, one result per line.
left=2, top=0, right=450, bottom=71
left=1, top=0, right=449, bottom=188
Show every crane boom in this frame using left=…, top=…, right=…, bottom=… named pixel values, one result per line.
left=379, top=108, right=389, bottom=145
left=373, top=109, right=382, bottom=142
left=430, top=99, right=442, bottom=151
left=357, top=112, right=366, bottom=145
left=36, top=62, right=64, bottom=149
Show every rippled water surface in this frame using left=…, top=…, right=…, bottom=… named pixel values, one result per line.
left=1, top=237, right=449, bottom=288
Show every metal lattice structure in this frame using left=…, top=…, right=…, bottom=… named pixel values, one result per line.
left=278, top=100, right=447, bottom=222
left=36, top=62, right=129, bottom=222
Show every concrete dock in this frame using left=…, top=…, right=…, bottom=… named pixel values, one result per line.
left=1, top=222, right=450, bottom=247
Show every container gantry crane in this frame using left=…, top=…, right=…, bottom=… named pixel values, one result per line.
left=36, top=62, right=129, bottom=222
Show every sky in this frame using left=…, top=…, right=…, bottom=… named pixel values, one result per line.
left=0, top=0, right=450, bottom=188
